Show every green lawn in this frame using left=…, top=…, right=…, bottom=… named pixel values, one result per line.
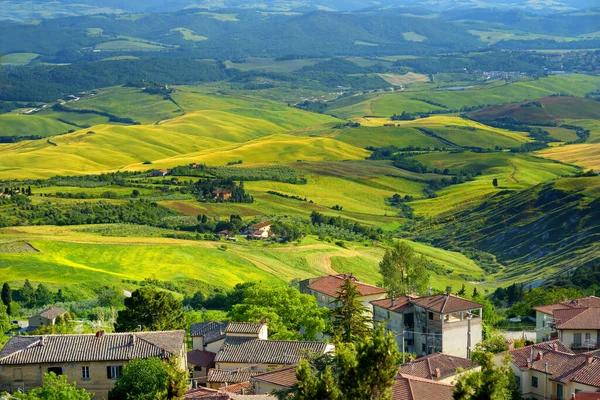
left=0, top=114, right=72, bottom=138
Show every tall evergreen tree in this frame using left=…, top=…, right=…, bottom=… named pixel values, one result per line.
left=1, top=283, right=12, bottom=315
left=378, top=242, right=429, bottom=297
left=330, top=277, right=372, bottom=343
left=20, top=279, right=34, bottom=305
left=34, top=284, right=54, bottom=307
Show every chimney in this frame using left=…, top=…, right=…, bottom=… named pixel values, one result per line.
left=391, top=298, right=396, bottom=307
left=434, top=368, right=441, bottom=378
left=587, top=354, right=594, bottom=365
left=408, top=355, right=414, bottom=363
left=530, top=346, right=535, bottom=366
left=537, top=351, right=543, bottom=361
left=260, top=317, right=267, bottom=325
left=507, top=340, right=515, bottom=351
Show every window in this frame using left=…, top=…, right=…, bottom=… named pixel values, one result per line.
left=107, top=366, right=123, bottom=380
left=194, top=366, right=202, bottom=372
left=82, top=366, right=90, bottom=380
left=13, top=368, right=23, bottom=381
left=586, top=333, right=591, bottom=342
left=531, top=376, right=538, bottom=388
left=428, top=312, right=434, bottom=320
left=48, top=367, right=63, bottom=375
left=514, top=375, right=520, bottom=388
left=422, top=343, right=426, bottom=353
left=574, top=333, right=582, bottom=345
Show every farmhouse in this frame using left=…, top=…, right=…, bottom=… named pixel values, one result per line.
left=151, top=169, right=168, bottom=177
left=533, top=296, right=600, bottom=343
left=246, top=221, right=272, bottom=240
left=501, top=340, right=600, bottom=400
left=371, top=293, right=484, bottom=358
left=212, top=188, right=233, bottom=200
left=28, top=306, right=68, bottom=329
left=299, top=273, right=388, bottom=313
left=0, top=331, right=187, bottom=400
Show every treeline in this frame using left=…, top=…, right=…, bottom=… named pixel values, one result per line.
left=0, top=58, right=228, bottom=102
left=170, top=165, right=306, bottom=184
left=190, top=179, right=253, bottom=203
left=0, top=199, right=177, bottom=227
left=53, top=103, right=139, bottom=125
left=310, top=211, right=382, bottom=240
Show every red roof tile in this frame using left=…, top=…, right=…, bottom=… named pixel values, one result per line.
left=251, top=365, right=298, bottom=388
left=371, top=296, right=416, bottom=313
left=575, top=392, right=600, bottom=400
left=392, top=374, right=454, bottom=400
left=508, top=340, right=573, bottom=370
left=410, top=294, right=483, bottom=314
left=219, top=381, right=251, bottom=395
left=398, top=353, right=476, bottom=381
left=555, top=307, right=600, bottom=330
left=534, top=296, right=600, bottom=315
left=307, top=274, right=388, bottom=298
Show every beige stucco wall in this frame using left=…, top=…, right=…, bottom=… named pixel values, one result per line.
left=253, top=380, right=288, bottom=395
left=559, top=329, right=599, bottom=350
left=206, top=338, right=225, bottom=354
left=28, top=316, right=54, bottom=328
left=192, top=336, right=204, bottom=351
left=442, top=318, right=483, bottom=358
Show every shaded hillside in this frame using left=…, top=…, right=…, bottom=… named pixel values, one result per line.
left=470, top=96, right=600, bottom=125
left=411, top=177, right=600, bottom=283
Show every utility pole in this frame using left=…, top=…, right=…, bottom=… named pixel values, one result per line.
left=466, top=312, right=472, bottom=359
left=401, top=330, right=405, bottom=364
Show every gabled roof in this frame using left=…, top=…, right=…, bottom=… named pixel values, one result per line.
left=0, top=331, right=185, bottom=365
left=190, top=321, right=227, bottom=343
left=207, top=369, right=261, bottom=384
left=251, top=365, right=298, bottom=388
left=225, top=322, right=264, bottom=335
left=507, top=340, right=600, bottom=387
left=555, top=307, right=600, bottom=330
left=214, top=339, right=329, bottom=365
left=185, top=387, right=229, bottom=400
left=35, top=306, right=68, bottom=320
left=219, top=381, right=252, bottom=394
left=410, top=294, right=483, bottom=314
left=251, top=222, right=271, bottom=229
left=398, top=353, right=476, bottom=381
left=534, top=296, right=600, bottom=315
left=392, top=374, right=454, bottom=400
left=371, top=296, right=415, bottom=313
left=307, top=274, right=388, bottom=298
left=187, top=349, right=216, bottom=367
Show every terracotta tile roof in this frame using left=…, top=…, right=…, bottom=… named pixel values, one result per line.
left=190, top=321, right=227, bottom=344
left=534, top=296, right=600, bottom=315
left=410, top=294, right=483, bottom=314
left=0, top=331, right=185, bottom=365
left=252, top=222, right=271, bottom=229
left=207, top=369, right=261, bottom=384
left=35, top=306, right=68, bottom=320
left=508, top=340, right=573, bottom=370
left=214, top=339, right=329, bottom=365
left=188, top=349, right=216, bottom=367
left=225, top=322, right=264, bottom=335
left=398, top=353, right=476, bottom=381
left=371, top=296, right=415, bottom=313
left=185, top=387, right=230, bottom=400
left=307, top=274, right=388, bottom=298
left=575, top=392, right=600, bottom=400
left=555, top=307, right=600, bottom=330
left=219, top=381, right=252, bottom=394
left=251, top=365, right=298, bottom=388
left=392, top=374, right=454, bottom=400
left=507, top=340, right=600, bottom=387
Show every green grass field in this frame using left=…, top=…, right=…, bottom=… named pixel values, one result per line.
left=171, top=27, right=207, bottom=41
left=0, top=114, right=73, bottom=137
left=96, top=39, right=168, bottom=51
left=0, top=226, right=489, bottom=294
left=334, top=126, right=444, bottom=149
left=0, top=52, right=39, bottom=66
left=330, top=75, right=600, bottom=120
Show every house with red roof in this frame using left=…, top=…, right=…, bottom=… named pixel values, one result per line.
left=371, top=293, right=484, bottom=358
left=533, top=296, right=600, bottom=343
left=502, top=340, right=600, bottom=400
left=299, top=273, right=388, bottom=313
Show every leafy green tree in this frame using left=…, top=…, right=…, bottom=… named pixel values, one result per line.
left=453, top=351, right=519, bottom=400
left=116, top=287, right=184, bottom=332
left=8, top=372, right=92, bottom=399
left=109, top=357, right=187, bottom=400
left=229, top=285, right=328, bottom=340
left=33, top=283, right=54, bottom=307
left=330, top=277, right=372, bottom=343
left=378, top=242, right=429, bottom=296
left=98, top=286, right=125, bottom=309
left=1, top=283, right=12, bottom=315
left=288, top=327, right=400, bottom=400
left=20, top=279, right=35, bottom=305
left=0, top=303, right=10, bottom=336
